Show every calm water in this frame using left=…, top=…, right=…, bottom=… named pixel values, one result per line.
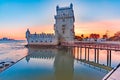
left=0, top=40, right=27, bottom=62
left=0, top=41, right=120, bottom=80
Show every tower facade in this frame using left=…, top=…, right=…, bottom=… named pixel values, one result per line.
left=54, top=3, right=75, bottom=43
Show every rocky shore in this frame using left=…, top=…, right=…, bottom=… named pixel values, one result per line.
left=0, top=61, right=15, bottom=72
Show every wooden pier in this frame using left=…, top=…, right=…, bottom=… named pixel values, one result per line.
left=62, top=41, right=120, bottom=51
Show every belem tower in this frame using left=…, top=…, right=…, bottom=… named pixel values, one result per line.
left=26, top=3, right=75, bottom=46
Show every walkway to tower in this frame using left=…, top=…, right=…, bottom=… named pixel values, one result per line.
left=61, top=41, right=120, bottom=51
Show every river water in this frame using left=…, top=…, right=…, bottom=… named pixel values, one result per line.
left=0, top=41, right=120, bottom=80
left=0, top=40, right=28, bottom=62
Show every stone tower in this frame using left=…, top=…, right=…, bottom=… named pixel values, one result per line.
left=54, top=3, right=75, bottom=44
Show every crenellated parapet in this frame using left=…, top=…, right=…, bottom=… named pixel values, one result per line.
left=55, top=3, right=75, bottom=22
left=29, top=33, right=55, bottom=38
left=26, top=29, right=58, bottom=45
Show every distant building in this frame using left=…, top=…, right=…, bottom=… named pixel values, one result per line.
left=26, top=3, right=75, bottom=46
left=0, top=37, right=15, bottom=41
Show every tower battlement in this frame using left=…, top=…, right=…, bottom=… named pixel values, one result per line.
left=55, top=3, right=75, bottom=22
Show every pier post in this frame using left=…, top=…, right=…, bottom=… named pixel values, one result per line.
left=107, top=50, right=112, bottom=67
left=77, top=47, right=79, bottom=59
left=80, top=47, right=82, bottom=59
left=85, top=47, right=87, bottom=60
left=88, top=48, right=89, bottom=61
left=109, top=50, right=111, bottom=67
left=94, top=48, right=97, bottom=63
left=97, top=49, right=99, bottom=63
left=107, top=50, right=109, bottom=66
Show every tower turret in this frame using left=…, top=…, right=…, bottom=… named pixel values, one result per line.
left=56, top=5, right=59, bottom=10
left=70, top=3, right=73, bottom=9
left=26, top=29, right=30, bottom=38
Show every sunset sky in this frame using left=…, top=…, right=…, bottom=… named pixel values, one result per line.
left=0, top=0, right=120, bottom=40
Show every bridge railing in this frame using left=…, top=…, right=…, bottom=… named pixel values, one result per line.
left=61, top=41, right=120, bottom=50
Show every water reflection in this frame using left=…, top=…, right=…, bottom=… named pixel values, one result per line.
left=73, top=47, right=120, bottom=68
left=24, top=47, right=110, bottom=80
left=54, top=48, right=74, bottom=80
left=26, top=47, right=74, bottom=80
left=26, top=48, right=57, bottom=62
left=1, top=46, right=120, bottom=80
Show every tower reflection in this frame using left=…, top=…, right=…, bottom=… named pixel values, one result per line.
left=26, top=47, right=74, bottom=80
left=26, top=48, right=57, bottom=62
left=54, top=48, right=74, bottom=80
left=25, top=46, right=114, bottom=80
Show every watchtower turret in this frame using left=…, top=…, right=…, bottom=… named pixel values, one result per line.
left=26, top=29, right=30, bottom=39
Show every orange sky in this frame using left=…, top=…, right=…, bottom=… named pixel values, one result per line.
left=75, top=20, right=120, bottom=37
left=0, top=20, right=120, bottom=40
left=0, top=24, right=54, bottom=40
